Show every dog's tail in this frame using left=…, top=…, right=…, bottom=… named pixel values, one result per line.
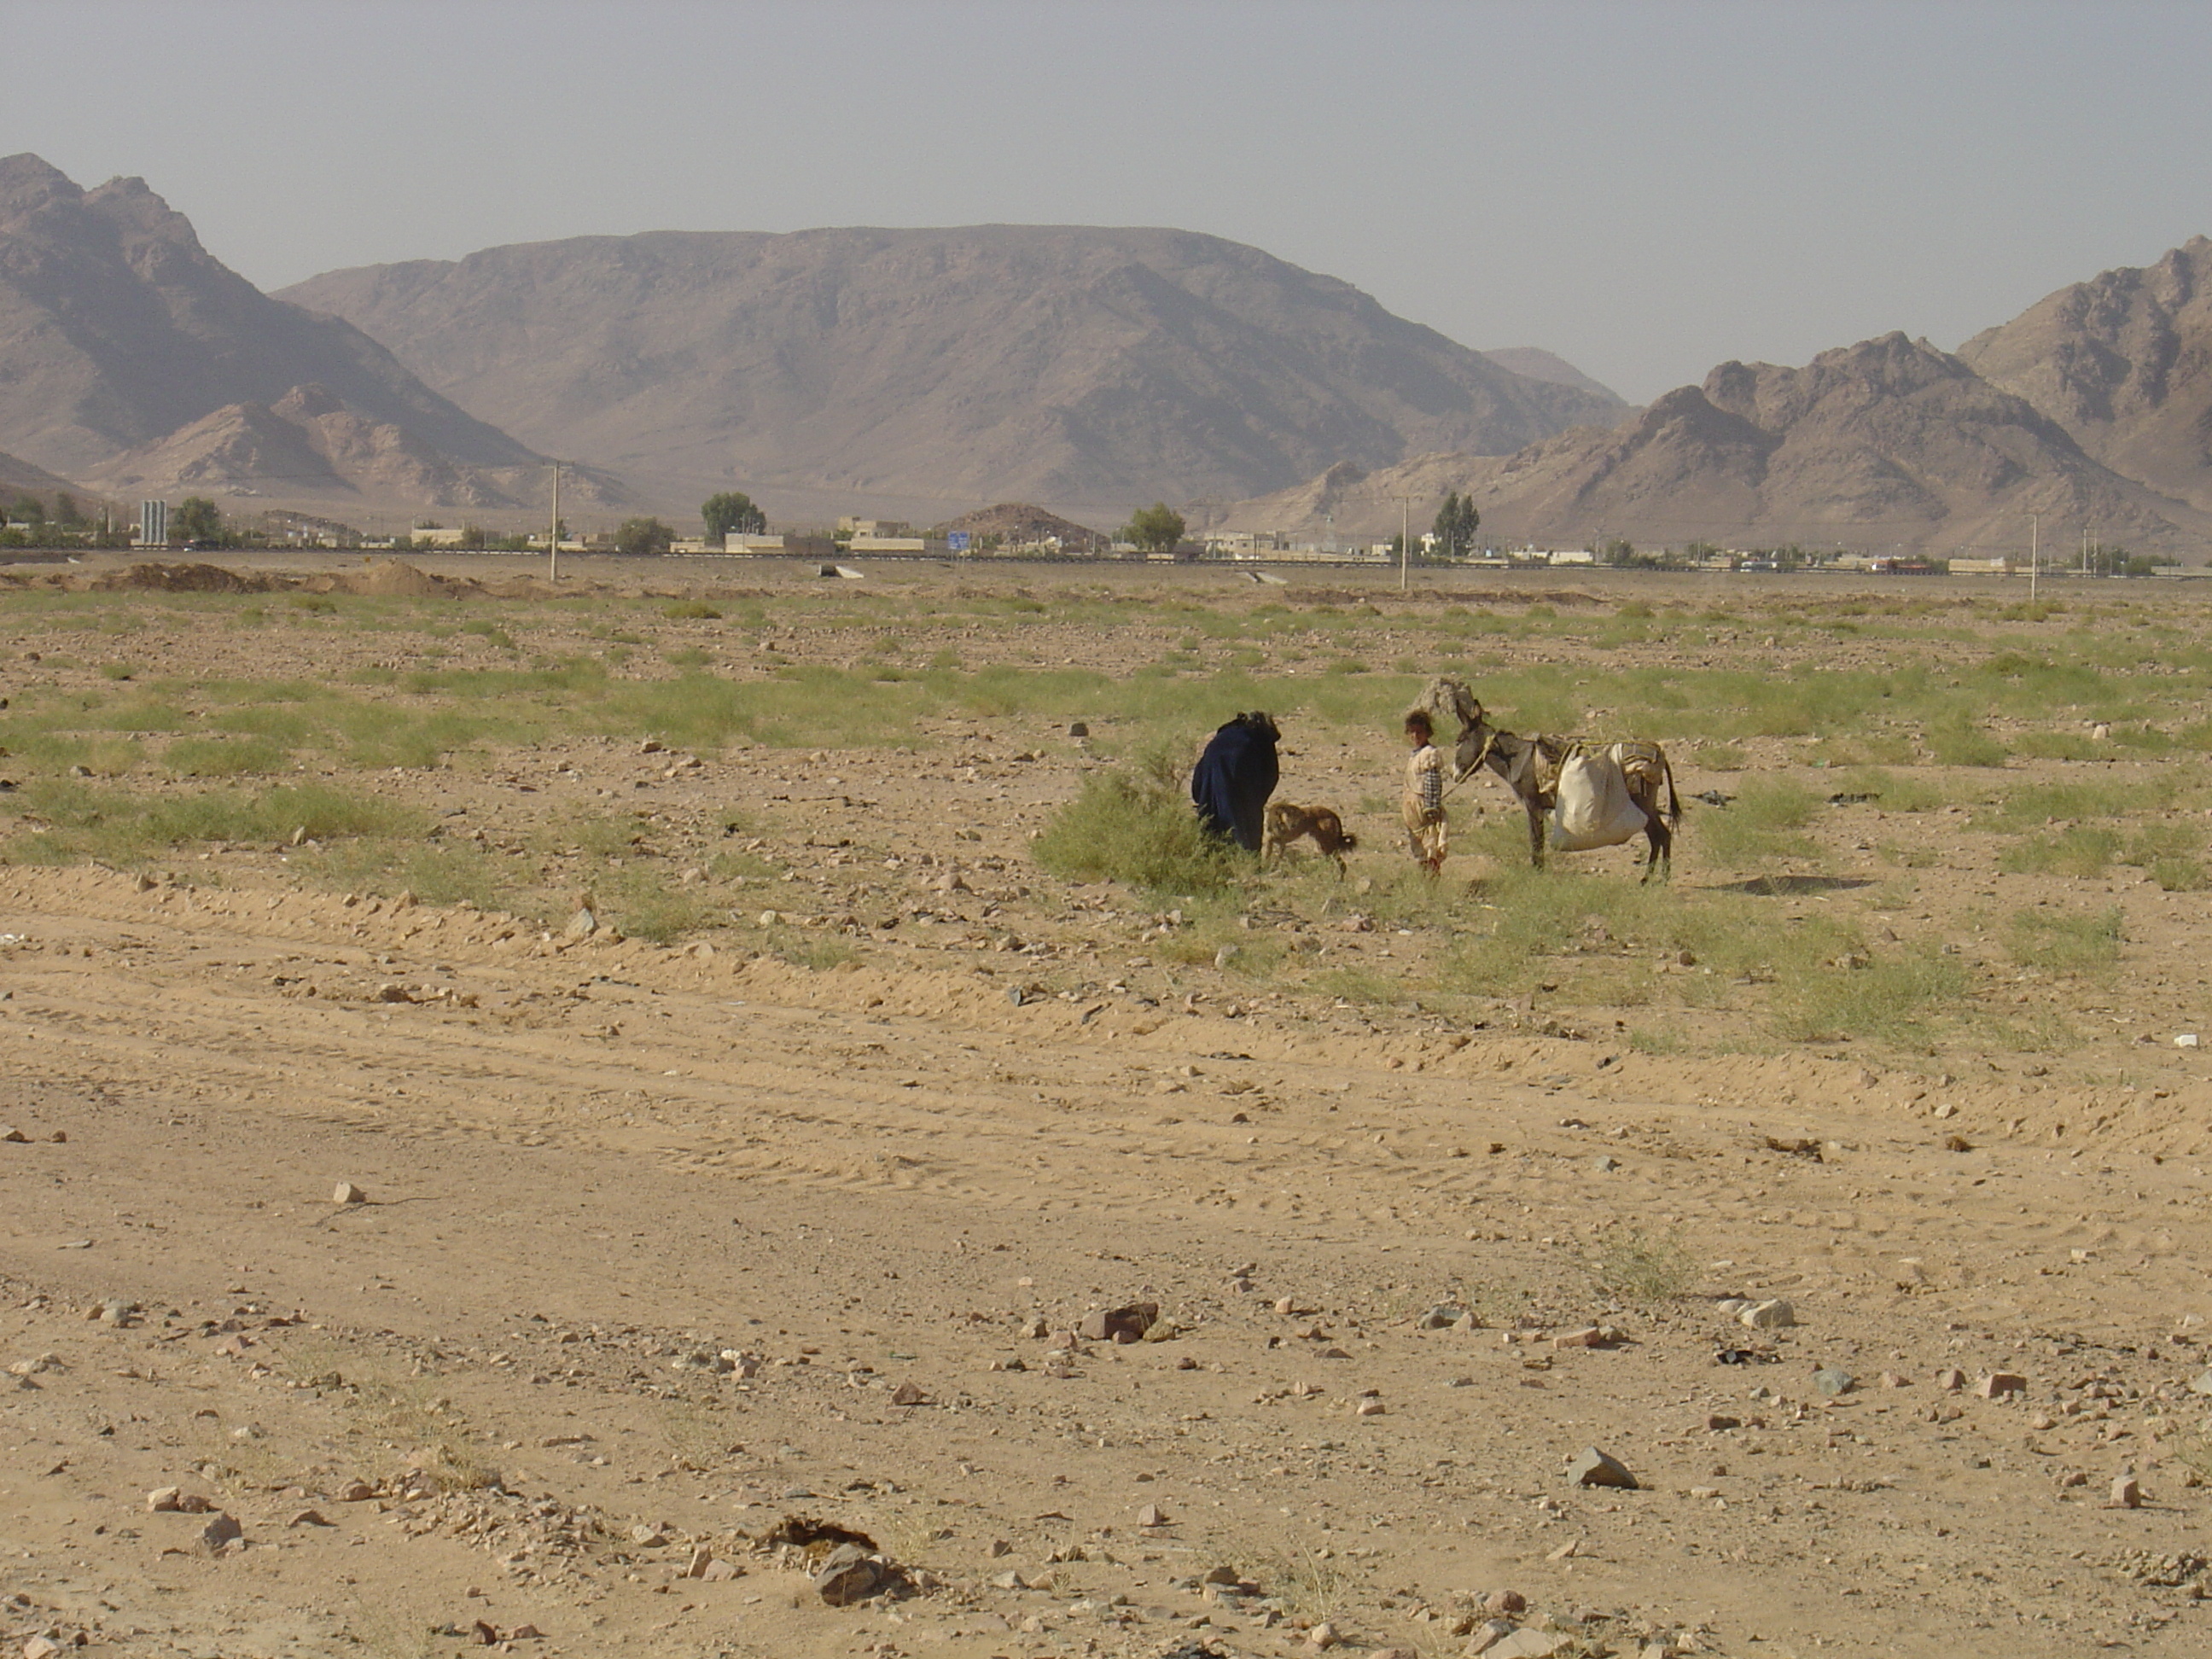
left=1340, top=830, right=1359, bottom=851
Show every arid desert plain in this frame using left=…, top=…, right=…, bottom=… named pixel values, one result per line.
left=7, top=554, right=2212, bottom=1659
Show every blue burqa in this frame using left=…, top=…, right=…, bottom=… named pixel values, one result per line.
left=1190, top=712, right=1279, bottom=853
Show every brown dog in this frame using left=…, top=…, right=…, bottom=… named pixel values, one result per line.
left=1262, top=802, right=1358, bottom=873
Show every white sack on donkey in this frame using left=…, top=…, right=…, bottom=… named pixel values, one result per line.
left=1549, top=747, right=1655, bottom=852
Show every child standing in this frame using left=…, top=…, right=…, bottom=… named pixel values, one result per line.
left=1402, top=709, right=1447, bottom=877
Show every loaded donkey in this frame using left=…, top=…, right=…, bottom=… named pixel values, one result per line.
left=1419, top=678, right=1683, bottom=882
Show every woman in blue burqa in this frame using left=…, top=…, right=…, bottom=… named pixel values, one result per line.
left=1190, top=711, right=1280, bottom=853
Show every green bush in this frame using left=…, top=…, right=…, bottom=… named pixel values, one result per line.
left=1033, top=757, right=1242, bottom=895
left=2005, top=905, right=2124, bottom=973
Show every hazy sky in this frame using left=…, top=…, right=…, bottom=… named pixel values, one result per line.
left=11, top=0, right=2212, bottom=402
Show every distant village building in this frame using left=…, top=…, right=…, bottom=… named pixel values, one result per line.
left=837, top=517, right=909, bottom=538
left=724, top=533, right=787, bottom=552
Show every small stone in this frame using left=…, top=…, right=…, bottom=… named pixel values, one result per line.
left=685, top=1545, right=713, bottom=1578
left=1078, top=1303, right=1158, bottom=1344
left=509, top=1626, right=544, bottom=1641
left=890, top=1381, right=928, bottom=1406
left=1485, top=1631, right=1570, bottom=1658
left=1568, top=1446, right=1639, bottom=1489
left=47, top=1130, right=64, bottom=1143
left=701, top=1558, right=742, bottom=1581
left=1879, top=1371, right=1909, bottom=1388
left=2191, top=1369, right=2212, bottom=1397
left=1813, top=1366, right=1856, bottom=1398
left=24, top=1637, right=65, bottom=1659
left=0, top=1126, right=26, bottom=1144
left=1307, top=1621, right=1340, bottom=1649
left=1593, top=1155, right=1621, bottom=1173
left=2111, top=1476, right=2143, bottom=1509
left=1466, top=1621, right=1518, bottom=1656
left=1704, top=1414, right=1742, bottom=1432
left=148, top=1486, right=183, bottom=1511
left=628, top=1522, right=666, bottom=1545
left=1976, top=1371, right=2027, bottom=1400
left=332, top=1182, right=367, bottom=1206
left=337, top=1481, right=376, bottom=1501
left=564, top=907, right=597, bottom=939
left=814, top=1543, right=882, bottom=1605
left=1740, top=1299, right=1796, bottom=1329
left=1354, top=1398, right=1385, bottom=1417
left=201, top=1511, right=243, bottom=1551
left=1137, top=1503, right=1168, bottom=1527
left=988, top=1569, right=1025, bottom=1591
left=1365, top=1649, right=1419, bottom=1659
left=1552, top=1327, right=1604, bottom=1349
left=1484, top=1590, right=1527, bottom=1615
left=288, top=1509, right=332, bottom=1528
left=1936, top=1368, right=1966, bottom=1392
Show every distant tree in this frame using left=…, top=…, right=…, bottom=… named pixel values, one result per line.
left=459, top=523, right=489, bottom=550
left=1121, top=502, right=1185, bottom=556
left=10, top=495, right=44, bottom=527
left=1600, top=536, right=1638, bottom=567
left=615, top=515, right=676, bottom=557
left=172, top=497, right=224, bottom=546
left=701, top=491, right=766, bottom=539
left=1430, top=492, right=1481, bottom=559
left=52, top=492, right=81, bottom=528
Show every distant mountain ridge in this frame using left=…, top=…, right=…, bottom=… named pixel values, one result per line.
left=1202, top=332, right=2212, bottom=555
left=0, top=154, right=607, bottom=512
left=1959, top=236, right=2212, bottom=514
left=277, top=225, right=1627, bottom=521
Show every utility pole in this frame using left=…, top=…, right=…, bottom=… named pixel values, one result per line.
left=548, top=461, right=562, bottom=585
left=2029, top=511, right=2039, bottom=602
left=1400, top=498, right=1411, bottom=592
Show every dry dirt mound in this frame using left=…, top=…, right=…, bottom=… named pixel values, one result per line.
left=84, top=561, right=275, bottom=594
left=938, top=501, right=1104, bottom=548
left=325, top=559, right=483, bottom=598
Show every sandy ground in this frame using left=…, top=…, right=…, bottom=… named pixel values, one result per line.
left=5, top=557, right=2212, bottom=1659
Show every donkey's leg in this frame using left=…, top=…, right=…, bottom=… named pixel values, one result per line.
left=1641, top=809, right=1672, bottom=884
left=1526, top=799, right=1546, bottom=869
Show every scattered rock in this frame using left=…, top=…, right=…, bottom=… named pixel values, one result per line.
left=890, top=1381, right=929, bottom=1406
left=701, top=1558, right=742, bottom=1581
left=1976, top=1371, right=2026, bottom=1400
left=1466, top=1621, right=1520, bottom=1656
left=147, top=1487, right=183, bottom=1512
left=332, top=1182, right=367, bottom=1206
left=200, top=1512, right=242, bottom=1552
left=1936, top=1368, right=1966, bottom=1392
left=288, top=1509, right=332, bottom=1528
left=0, top=1126, right=26, bottom=1143
left=1813, top=1366, right=1856, bottom=1397
left=2111, top=1476, right=2144, bottom=1509
left=1484, top=1631, right=1570, bottom=1658
left=337, top=1481, right=376, bottom=1502
left=628, top=1523, right=666, bottom=1546
left=23, top=1636, right=65, bottom=1659
left=1484, top=1589, right=1527, bottom=1615
left=1704, top=1414, right=1742, bottom=1432
left=1137, top=1503, right=1169, bottom=1527
left=1307, top=1621, right=1340, bottom=1649
left=813, top=1543, right=884, bottom=1605
left=564, top=907, right=597, bottom=939
left=1740, top=1299, right=1796, bottom=1329
left=1078, top=1303, right=1159, bottom=1344
left=1568, top=1446, right=1639, bottom=1489
left=684, top=1545, right=713, bottom=1578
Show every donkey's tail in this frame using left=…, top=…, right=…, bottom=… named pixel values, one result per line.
left=1661, top=749, right=1684, bottom=827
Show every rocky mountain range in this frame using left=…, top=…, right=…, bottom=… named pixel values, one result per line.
left=1207, top=332, right=2203, bottom=550
left=1205, top=246, right=2212, bottom=557
left=276, top=226, right=1627, bottom=525
left=0, top=154, right=619, bottom=514
left=1958, top=236, right=2212, bottom=515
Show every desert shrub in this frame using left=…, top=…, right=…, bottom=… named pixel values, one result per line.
left=1769, top=948, right=1965, bottom=1045
left=1592, top=1228, right=1699, bottom=1306
left=1033, top=754, right=1242, bottom=895
left=1926, top=714, right=2008, bottom=767
left=664, top=601, right=723, bottom=620
left=165, top=736, right=293, bottom=777
left=1999, top=825, right=2121, bottom=878
left=2011, top=731, right=2101, bottom=761
left=2006, top=905, right=2124, bottom=973
left=1700, top=777, right=1819, bottom=865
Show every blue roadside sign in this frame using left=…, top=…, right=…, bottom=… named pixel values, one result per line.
left=947, top=532, right=971, bottom=551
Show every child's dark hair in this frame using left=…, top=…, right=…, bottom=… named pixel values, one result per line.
left=1404, top=709, right=1433, bottom=739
